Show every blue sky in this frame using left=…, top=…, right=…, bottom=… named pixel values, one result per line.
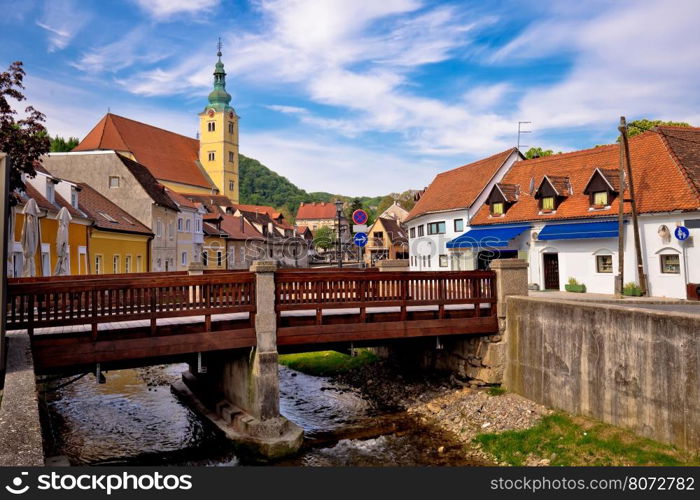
left=2, top=0, right=699, bottom=196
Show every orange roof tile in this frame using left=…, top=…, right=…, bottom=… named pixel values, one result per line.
left=76, top=183, right=152, bottom=235
left=74, top=113, right=212, bottom=189
left=471, top=131, right=700, bottom=226
left=655, top=126, right=700, bottom=198
left=406, top=148, right=519, bottom=221
left=296, top=201, right=337, bottom=220
left=219, top=215, right=264, bottom=241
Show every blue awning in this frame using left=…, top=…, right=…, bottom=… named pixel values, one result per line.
left=447, top=225, right=530, bottom=249
left=538, top=220, right=619, bottom=241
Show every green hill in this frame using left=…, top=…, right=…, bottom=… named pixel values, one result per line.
left=239, top=154, right=384, bottom=223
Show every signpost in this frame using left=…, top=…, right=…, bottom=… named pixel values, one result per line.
left=675, top=226, right=690, bottom=241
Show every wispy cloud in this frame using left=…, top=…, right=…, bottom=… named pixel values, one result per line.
left=36, top=0, right=90, bottom=52
left=132, top=0, right=219, bottom=20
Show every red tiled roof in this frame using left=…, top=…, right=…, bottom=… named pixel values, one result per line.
left=76, top=183, right=153, bottom=235
left=73, top=113, right=212, bottom=189
left=165, top=188, right=198, bottom=210
left=296, top=201, right=337, bottom=220
left=20, top=184, right=85, bottom=219
left=406, top=148, right=519, bottom=221
left=655, top=126, right=700, bottom=198
left=219, top=215, right=264, bottom=241
left=233, top=203, right=278, bottom=218
left=471, top=131, right=700, bottom=225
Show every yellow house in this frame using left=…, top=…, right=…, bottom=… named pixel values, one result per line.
left=364, top=217, right=409, bottom=266
left=76, top=183, right=152, bottom=274
left=11, top=182, right=90, bottom=277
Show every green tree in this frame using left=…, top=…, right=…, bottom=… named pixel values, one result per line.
left=623, top=119, right=691, bottom=140
left=0, top=61, right=50, bottom=198
left=313, top=225, right=335, bottom=250
left=345, top=197, right=363, bottom=220
left=524, top=147, right=554, bottom=159
left=49, top=135, right=80, bottom=152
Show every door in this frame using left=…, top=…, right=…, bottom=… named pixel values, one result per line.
left=543, top=253, right=560, bottom=290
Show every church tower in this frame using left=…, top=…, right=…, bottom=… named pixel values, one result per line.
left=199, top=41, right=239, bottom=203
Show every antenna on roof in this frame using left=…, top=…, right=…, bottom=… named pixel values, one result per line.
left=528, top=176, right=535, bottom=195
left=517, top=121, right=532, bottom=151
left=107, top=107, right=110, bottom=113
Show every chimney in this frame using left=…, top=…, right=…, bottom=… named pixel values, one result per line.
left=300, top=202, right=304, bottom=206
left=240, top=216, right=244, bottom=233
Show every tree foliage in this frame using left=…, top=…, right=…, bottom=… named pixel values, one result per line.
left=0, top=61, right=49, bottom=198
left=623, top=119, right=691, bottom=140
left=313, top=225, right=335, bottom=250
left=524, top=147, right=554, bottom=159
left=49, top=135, right=80, bottom=152
left=376, top=190, right=416, bottom=214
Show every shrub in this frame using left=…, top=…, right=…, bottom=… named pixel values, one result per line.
left=623, top=282, right=643, bottom=296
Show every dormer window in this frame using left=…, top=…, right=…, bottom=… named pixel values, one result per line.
left=487, top=183, right=518, bottom=217
left=583, top=168, right=619, bottom=209
left=70, top=187, right=78, bottom=208
left=541, top=196, right=555, bottom=211
left=492, top=202, right=504, bottom=215
left=593, top=191, right=608, bottom=206
left=535, top=176, right=570, bottom=212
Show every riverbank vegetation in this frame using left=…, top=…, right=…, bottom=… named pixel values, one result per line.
left=279, top=350, right=378, bottom=376
left=475, top=413, right=700, bottom=466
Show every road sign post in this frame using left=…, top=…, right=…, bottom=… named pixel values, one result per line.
left=352, top=209, right=368, bottom=225
left=675, top=226, right=690, bottom=241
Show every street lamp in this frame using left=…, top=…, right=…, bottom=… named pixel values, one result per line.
left=335, top=199, right=343, bottom=268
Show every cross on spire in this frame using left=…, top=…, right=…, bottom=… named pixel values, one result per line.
left=217, top=37, right=222, bottom=57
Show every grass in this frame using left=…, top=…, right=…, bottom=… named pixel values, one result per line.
left=278, top=349, right=378, bottom=377
left=475, top=413, right=700, bottom=466
left=486, top=386, right=506, bottom=396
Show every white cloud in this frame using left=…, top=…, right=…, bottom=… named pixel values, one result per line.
left=133, top=0, right=219, bottom=20
left=36, top=0, right=90, bottom=52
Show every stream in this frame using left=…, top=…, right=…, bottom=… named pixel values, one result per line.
left=41, top=363, right=486, bottom=466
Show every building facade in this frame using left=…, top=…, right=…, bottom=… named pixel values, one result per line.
left=364, top=216, right=408, bottom=265
left=405, top=148, right=522, bottom=271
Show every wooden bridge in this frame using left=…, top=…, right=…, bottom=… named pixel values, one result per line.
left=6, top=267, right=498, bottom=374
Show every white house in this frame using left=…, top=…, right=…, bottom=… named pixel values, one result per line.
left=452, top=126, right=700, bottom=299
left=405, top=148, right=523, bottom=271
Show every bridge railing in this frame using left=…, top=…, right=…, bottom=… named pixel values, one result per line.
left=274, top=270, right=497, bottom=322
left=7, top=272, right=256, bottom=338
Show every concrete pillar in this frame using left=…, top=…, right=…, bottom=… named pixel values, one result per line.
left=376, top=259, right=409, bottom=272
left=174, top=260, right=303, bottom=461
left=187, top=261, right=204, bottom=275
left=432, top=259, right=529, bottom=385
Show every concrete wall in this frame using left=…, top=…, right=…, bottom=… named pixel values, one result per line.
left=504, top=296, right=700, bottom=451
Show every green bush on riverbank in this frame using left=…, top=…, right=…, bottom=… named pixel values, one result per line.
left=279, top=350, right=378, bottom=377
left=475, top=413, right=700, bottom=466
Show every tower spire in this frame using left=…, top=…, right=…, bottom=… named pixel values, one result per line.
left=206, top=38, right=232, bottom=111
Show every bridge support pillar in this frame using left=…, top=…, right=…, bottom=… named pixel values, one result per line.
left=426, top=259, right=529, bottom=385
left=174, top=261, right=303, bottom=461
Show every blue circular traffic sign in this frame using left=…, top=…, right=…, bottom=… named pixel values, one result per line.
left=675, top=226, right=690, bottom=241
left=353, top=232, right=368, bottom=247
left=352, top=209, right=368, bottom=225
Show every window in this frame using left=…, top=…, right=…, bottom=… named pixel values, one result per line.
left=41, top=250, right=50, bottom=277
left=660, top=254, right=680, bottom=274
left=228, top=247, right=235, bottom=265
left=217, top=251, right=223, bottom=267
left=113, top=255, right=120, bottom=274
left=109, top=176, right=120, bottom=188
left=156, top=219, right=162, bottom=238
left=228, top=122, right=234, bottom=134
left=228, top=151, right=234, bottom=162
left=454, top=219, right=464, bottom=232
left=177, top=218, right=183, bottom=231
left=208, top=152, right=215, bottom=162
left=207, top=121, right=215, bottom=132
left=95, top=255, right=103, bottom=275
left=71, top=188, right=78, bottom=209
left=422, top=256, right=426, bottom=266
left=439, top=255, right=448, bottom=267
left=185, top=219, right=191, bottom=232
left=156, top=258, right=162, bottom=271
left=596, top=255, right=613, bottom=273
left=417, top=225, right=424, bottom=237
left=427, top=221, right=446, bottom=235
left=492, top=202, right=504, bottom=215
left=125, top=255, right=132, bottom=273
left=136, top=255, right=142, bottom=272
left=202, top=251, right=208, bottom=267
left=410, top=227, right=416, bottom=238
left=195, top=219, right=201, bottom=232
left=46, top=180, right=55, bottom=203
left=542, top=196, right=555, bottom=211
left=98, top=211, right=117, bottom=223
left=181, top=252, right=188, bottom=266
left=168, top=222, right=174, bottom=240
left=165, top=259, right=170, bottom=271
left=593, top=191, right=608, bottom=206
left=229, top=180, right=234, bottom=192
left=428, top=255, right=431, bottom=267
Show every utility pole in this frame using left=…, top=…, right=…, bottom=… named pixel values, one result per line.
left=618, top=116, right=647, bottom=295
left=616, top=138, right=625, bottom=296
left=335, top=199, right=343, bottom=269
